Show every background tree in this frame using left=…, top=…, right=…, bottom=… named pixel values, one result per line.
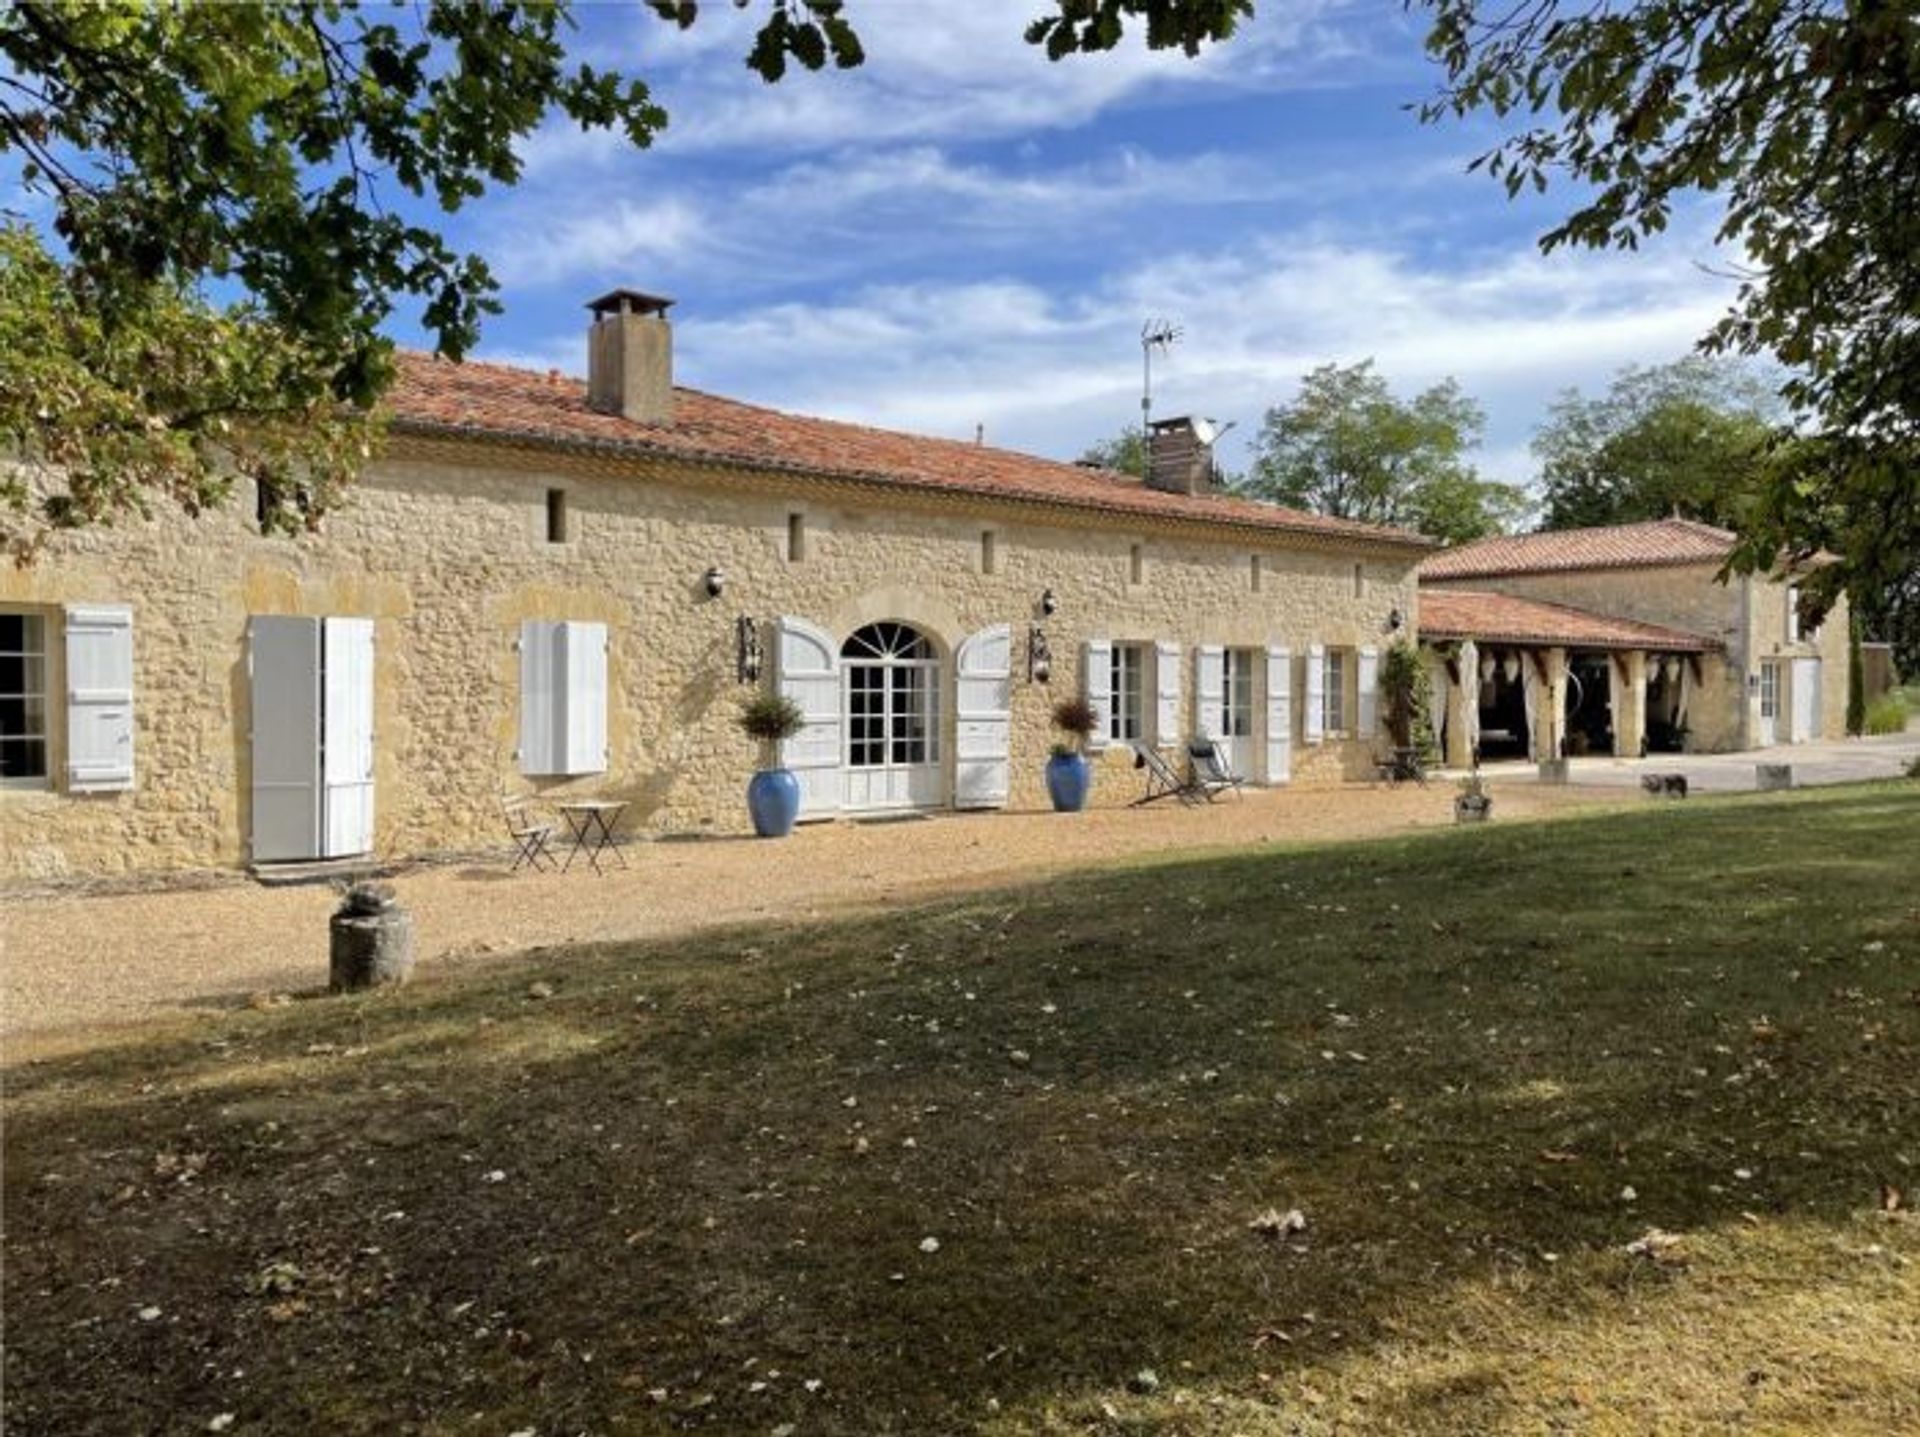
left=1417, top=0, right=1920, bottom=668
left=1, top=0, right=1246, bottom=553
left=1239, top=360, right=1526, bottom=544
left=1077, top=426, right=1148, bottom=479
left=1532, top=358, right=1779, bottom=531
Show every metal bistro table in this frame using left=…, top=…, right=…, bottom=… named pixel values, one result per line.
left=555, top=799, right=628, bottom=874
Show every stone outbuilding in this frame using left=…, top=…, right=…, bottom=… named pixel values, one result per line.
left=1419, top=518, right=1850, bottom=765
left=1, top=289, right=1434, bottom=879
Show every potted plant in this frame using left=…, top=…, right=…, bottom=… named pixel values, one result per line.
left=738, top=691, right=808, bottom=838
left=1455, top=769, right=1493, bottom=824
left=1046, top=695, right=1099, bottom=812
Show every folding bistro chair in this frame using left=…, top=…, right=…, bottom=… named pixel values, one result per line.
left=500, top=790, right=557, bottom=872
left=1131, top=742, right=1203, bottom=806
left=1187, top=737, right=1246, bottom=801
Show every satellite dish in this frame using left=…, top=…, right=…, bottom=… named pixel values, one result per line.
left=1190, top=417, right=1218, bottom=446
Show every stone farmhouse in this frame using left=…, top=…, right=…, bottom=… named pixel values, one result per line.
left=2, top=291, right=1436, bottom=879
left=1418, top=518, right=1850, bottom=766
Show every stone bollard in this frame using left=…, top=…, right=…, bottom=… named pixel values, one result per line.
left=1756, top=763, right=1793, bottom=792
left=329, top=882, right=415, bottom=991
left=1537, top=758, right=1570, bottom=785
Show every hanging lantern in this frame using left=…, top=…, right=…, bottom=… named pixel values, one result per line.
left=1479, top=654, right=1496, bottom=682
left=1503, top=653, right=1521, bottom=684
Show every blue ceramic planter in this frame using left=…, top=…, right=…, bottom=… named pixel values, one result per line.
left=1045, top=752, right=1092, bottom=812
left=747, top=767, right=802, bottom=838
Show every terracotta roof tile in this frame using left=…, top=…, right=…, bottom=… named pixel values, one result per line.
left=1419, top=588, right=1718, bottom=652
left=385, top=352, right=1433, bottom=552
left=1419, top=518, right=1736, bottom=580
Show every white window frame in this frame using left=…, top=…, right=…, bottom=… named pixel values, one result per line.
left=1759, top=660, right=1779, bottom=720
left=0, top=610, right=50, bottom=789
left=1322, top=647, right=1350, bottom=736
left=1785, top=584, right=1801, bottom=644
left=1109, top=642, right=1147, bottom=743
left=1222, top=648, right=1256, bottom=740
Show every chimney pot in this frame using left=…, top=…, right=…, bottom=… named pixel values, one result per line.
left=586, top=288, right=675, bottom=424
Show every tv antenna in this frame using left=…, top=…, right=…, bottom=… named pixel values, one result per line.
left=1140, top=318, right=1181, bottom=431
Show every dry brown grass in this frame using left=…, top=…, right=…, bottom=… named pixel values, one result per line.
left=4, top=783, right=1917, bottom=1434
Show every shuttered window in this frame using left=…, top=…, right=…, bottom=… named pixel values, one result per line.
left=1, top=611, right=48, bottom=786
left=1323, top=648, right=1350, bottom=734
left=519, top=620, right=610, bottom=776
left=65, top=604, right=137, bottom=792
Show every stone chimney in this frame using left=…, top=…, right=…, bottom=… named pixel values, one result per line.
left=1145, top=416, right=1217, bottom=496
left=586, top=288, right=674, bottom=425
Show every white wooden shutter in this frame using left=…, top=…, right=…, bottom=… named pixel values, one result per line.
left=1154, top=639, right=1181, bottom=748
left=1193, top=645, right=1225, bottom=740
left=1357, top=644, right=1380, bottom=740
left=777, top=616, right=841, bottom=819
left=249, top=616, right=322, bottom=863
left=1264, top=644, right=1292, bottom=785
left=560, top=620, right=609, bottom=775
left=518, top=620, right=563, bottom=776
left=1083, top=638, right=1112, bottom=751
left=321, top=617, right=376, bottom=858
left=954, top=623, right=1011, bottom=809
left=1304, top=642, right=1326, bottom=745
left=63, top=603, right=135, bottom=792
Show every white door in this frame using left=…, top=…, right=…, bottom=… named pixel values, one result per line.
left=249, top=617, right=323, bottom=863
left=841, top=622, right=943, bottom=812
left=322, top=617, right=376, bottom=857
left=777, top=617, right=842, bottom=821
left=1758, top=661, right=1780, bottom=747
left=1214, top=648, right=1256, bottom=777
left=953, top=623, right=1011, bottom=809
left=1790, top=657, right=1821, bottom=742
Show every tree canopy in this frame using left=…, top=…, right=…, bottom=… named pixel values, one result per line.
left=0, top=0, right=1248, bottom=554
left=1239, top=361, right=1526, bottom=544
left=1417, top=0, right=1919, bottom=637
left=1532, top=358, right=1778, bottom=532
left=1077, top=426, right=1148, bottom=479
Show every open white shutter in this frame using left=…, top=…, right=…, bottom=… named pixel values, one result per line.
left=777, top=616, right=841, bottom=819
left=1304, top=643, right=1326, bottom=745
left=519, top=620, right=563, bottom=776
left=1193, top=645, right=1225, bottom=740
left=321, top=617, right=376, bottom=858
left=1083, top=638, right=1112, bottom=751
left=954, top=623, right=1011, bottom=809
left=1264, top=644, right=1291, bottom=785
left=1357, top=645, right=1380, bottom=740
left=64, top=604, right=135, bottom=792
left=1154, top=639, right=1181, bottom=748
left=561, top=620, right=610, bottom=774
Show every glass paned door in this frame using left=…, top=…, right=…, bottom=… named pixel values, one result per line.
left=841, top=622, right=943, bottom=811
left=1217, top=648, right=1255, bottom=776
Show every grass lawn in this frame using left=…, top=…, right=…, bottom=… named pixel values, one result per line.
left=6, top=785, right=1917, bottom=1434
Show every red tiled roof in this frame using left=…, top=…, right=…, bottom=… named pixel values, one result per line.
left=384, top=353, right=1433, bottom=552
left=1419, top=518, right=1736, bottom=580
left=1419, top=588, right=1718, bottom=652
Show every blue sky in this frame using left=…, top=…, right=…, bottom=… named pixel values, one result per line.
left=28, top=3, right=1744, bottom=493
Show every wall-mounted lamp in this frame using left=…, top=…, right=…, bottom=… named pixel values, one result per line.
left=704, top=566, right=726, bottom=599
left=735, top=614, right=762, bottom=685
left=1028, top=624, right=1052, bottom=684
left=1039, top=587, right=1058, bottom=617
left=1385, top=606, right=1404, bottom=633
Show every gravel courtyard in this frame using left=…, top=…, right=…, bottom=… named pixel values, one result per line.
left=4, top=779, right=1617, bottom=1044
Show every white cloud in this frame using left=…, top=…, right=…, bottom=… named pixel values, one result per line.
left=488, top=197, right=710, bottom=288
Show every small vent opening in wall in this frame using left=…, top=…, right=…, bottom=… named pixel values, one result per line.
left=1130, top=542, right=1145, bottom=586
left=981, top=529, right=998, bottom=575
left=546, top=488, right=569, bottom=544
left=787, top=512, right=807, bottom=562
left=1351, top=562, right=1364, bottom=598
left=1250, top=553, right=1263, bottom=592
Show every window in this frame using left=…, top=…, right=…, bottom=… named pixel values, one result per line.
left=1249, top=553, right=1263, bottom=593
left=1222, top=648, right=1255, bottom=739
left=519, top=620, right=609, bottom=776
left=1, top=612, right=48, bottom=786
left=1108, top=642, right=1147, bottom=742
left=981, top=529, right=998, bottom=575
left=787, top=512, right=807, bottom=563
left=546, top=489, right=569, bottom=544
left=1322, top=647, right=1349, bottom=734
left=1759, top=661, right=1779, bottom=720
left=1129, top=542, right=1145, bottom=586
left=842, top=623, right=940, bottom=769
left=1785, top=584, right=1801, bottom=643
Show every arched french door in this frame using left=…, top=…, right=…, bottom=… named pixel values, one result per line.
left=841, top=621, right=944, bottom=812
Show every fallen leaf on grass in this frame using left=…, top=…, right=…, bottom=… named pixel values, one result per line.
left=1249, top=1207, right=1308, bottom=1240
left=1539, top=1150, right=1579, bottom=1164
left=1623, top=1228, right=1687, bottom=1265
left=1881, top=1181, right=1904, bottom=1213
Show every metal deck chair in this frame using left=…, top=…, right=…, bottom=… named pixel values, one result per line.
left=1187, top=737, right=1246, bottom=801
left=500, top=790, right=557, bottom=872
left=1131, top=742, right=1203, bottom=806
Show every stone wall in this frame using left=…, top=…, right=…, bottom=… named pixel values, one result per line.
left=1, top=439, right=1420, bottom=878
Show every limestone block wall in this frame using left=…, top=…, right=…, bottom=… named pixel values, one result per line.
left=1, top=440, right=1421, bottom=878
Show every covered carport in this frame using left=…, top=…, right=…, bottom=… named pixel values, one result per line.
left=1419, top=589, right=1720, bottom=767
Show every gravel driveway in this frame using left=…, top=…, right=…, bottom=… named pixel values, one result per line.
left=4, top=781, right=1623, bottom=1046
